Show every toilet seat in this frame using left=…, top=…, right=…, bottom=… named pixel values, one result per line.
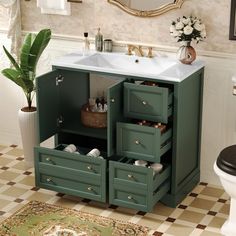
left=217, top=145, right=236, bottom=176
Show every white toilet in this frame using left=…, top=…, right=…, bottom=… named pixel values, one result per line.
left=214, top=145, right=236, bottom=236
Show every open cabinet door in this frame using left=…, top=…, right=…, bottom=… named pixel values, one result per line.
left=36, top=70, right=60, bottom=143
left=107, top=79, right=125, bottom=156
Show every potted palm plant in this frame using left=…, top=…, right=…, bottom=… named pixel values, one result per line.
left=1, top=29, right=51, bottom=168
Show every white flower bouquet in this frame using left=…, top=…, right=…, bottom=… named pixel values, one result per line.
left=170, top=16, right=206, bottom=43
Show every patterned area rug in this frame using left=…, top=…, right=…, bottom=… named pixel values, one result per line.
left=0, top=201, right=150, bottom=236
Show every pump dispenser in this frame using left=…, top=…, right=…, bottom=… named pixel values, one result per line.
left=83, top=32, right=90, bottom=56
left=95, top=28, right=103, bottom=52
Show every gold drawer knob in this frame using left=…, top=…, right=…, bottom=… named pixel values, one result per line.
left=46, top=157, right=51, bottom=162
left=87, top=186, right=93, bottom=191
left=111, top=98, right=115, bottom=103
left=127, top=195, right=133, bottom=200
left=134, top=140, right=140, bottom=145
left=46, top=178, right=52, bottom=183
left=142, top=101, right=147, bottom=105
left=87, top=165, right=93, bottom=171
left=128, top=174, right=133, bottom=179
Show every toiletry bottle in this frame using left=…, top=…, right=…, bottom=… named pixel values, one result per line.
left=83, top=32, right=90, bottom=56
left=101, top=91, right=105, bottom=110
left=95, top=28, right=103, bottom=52
left=95, top=97, right=100, bottom=110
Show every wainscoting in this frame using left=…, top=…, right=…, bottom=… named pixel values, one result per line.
left=0, top=31, right=236, bottom=185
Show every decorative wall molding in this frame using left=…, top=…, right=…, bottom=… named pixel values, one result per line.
left=1, top=29, right=236, bottom=60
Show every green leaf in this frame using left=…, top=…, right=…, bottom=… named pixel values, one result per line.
left=20, top=33, right=35, bottom=78
left=2, top=68, right=27, bottom=91
left=2, top=68, right=34, bottom=93
left=22, top=78, right=34, bottom=93
left=2, top=46, right=21, bottom=71
left=28, top=29, right=51, bottom=74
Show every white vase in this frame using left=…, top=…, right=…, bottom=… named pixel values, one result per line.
left=18, top=108, right=38, bottom=168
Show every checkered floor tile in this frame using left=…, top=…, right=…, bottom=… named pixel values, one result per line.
left=0, top=144, right=230, bottom=236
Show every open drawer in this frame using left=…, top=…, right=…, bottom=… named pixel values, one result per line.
left=124, top=82, right=173, bottom=123
left=109, top=158, right=171, bottom=212
left=34, top=144, right=107, bottom=202
left=117, top=122, right=172, bottom=162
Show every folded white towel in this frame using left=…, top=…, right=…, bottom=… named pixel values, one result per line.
left=40, top=5, right=71, bottom=15
left=37, top=0, right=71, bottom=15
left=37, top=0, right=66, bottom=10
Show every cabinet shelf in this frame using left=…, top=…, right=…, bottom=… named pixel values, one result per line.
left=61, top=120, right=107, bottom=140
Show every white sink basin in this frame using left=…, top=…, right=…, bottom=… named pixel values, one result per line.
left=52, top=51, right=205, bottom=82
left=74, top=52, right=176, bottom=75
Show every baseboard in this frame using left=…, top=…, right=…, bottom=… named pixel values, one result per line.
left=161, top=172, right=200, bottom=208
left=201, top=169, right=221, bottom=186
left=0, top=132, right=22, bottom=146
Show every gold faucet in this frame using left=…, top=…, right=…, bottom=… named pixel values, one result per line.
left=147, top=47, right=153, bottom=58
left=127, top=44, right=145, bottom=57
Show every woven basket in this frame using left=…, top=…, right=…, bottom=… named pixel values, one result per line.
left=81, top=104, right=107, bottom=128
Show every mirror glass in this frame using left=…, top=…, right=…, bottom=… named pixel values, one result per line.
left=108, top=0, right=184, bottom=17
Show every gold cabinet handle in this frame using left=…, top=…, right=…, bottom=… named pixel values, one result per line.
left=127, top=195, right=133, bottom=200
left=46, top=178, right=52, bottom=182
left=46, top=157, right=51, bottom=162
left=87, top=186, right=93, bottom=191
left=87, top=165, right=93, bottom=171
left=128, top=174, right=133, bottom=179
left=135, top=140, right=140, bottom=145
left=142, top=101, right=147, bottom=105
left=111, top=98, right=115, bottom=103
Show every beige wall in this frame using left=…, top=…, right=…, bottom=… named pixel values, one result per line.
left=0, top=0, right=234, bottom=53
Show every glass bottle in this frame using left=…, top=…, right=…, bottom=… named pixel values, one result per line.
left=95, top=28, right=103, bottom=52
left=83, top=32, right=90, bottom=56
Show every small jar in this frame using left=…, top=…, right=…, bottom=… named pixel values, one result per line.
left=104, top=39, right=113, bottom=52
left=87, top=148, right=100, bottom=158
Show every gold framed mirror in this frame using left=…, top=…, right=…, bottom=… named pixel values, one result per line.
left=108, top=0, right=184, bottom=17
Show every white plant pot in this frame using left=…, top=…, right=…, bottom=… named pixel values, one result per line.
left=18, top=109, right=38, bottom=168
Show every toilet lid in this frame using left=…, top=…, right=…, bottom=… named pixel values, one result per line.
left=217, top=145, right=236, bottom=176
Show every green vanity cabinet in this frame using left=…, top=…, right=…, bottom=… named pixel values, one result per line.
left=34, top=63, right=204, bottom=211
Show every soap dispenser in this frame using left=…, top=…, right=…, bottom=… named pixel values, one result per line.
left=83, top=32, right=90, bottom=56
left=95, top=28, right=103, bottom=52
